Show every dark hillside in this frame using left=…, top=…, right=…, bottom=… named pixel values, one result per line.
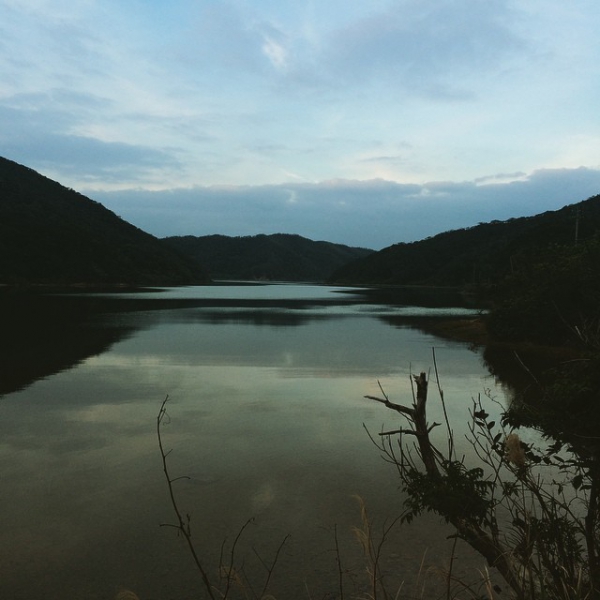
left=329, top=194, right=600, bottom=285
left=163, top=233, right=373, bottom=281
left=0, top=157, right=209, bottom=285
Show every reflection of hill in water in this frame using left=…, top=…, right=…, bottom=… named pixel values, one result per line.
left=0, top=290, right=358, bottom=395
left=480, top=342, right=587, bottom=415
left=0, top=292, right=138, bottom=396
left=175, top=308, right=336, bottom=327
left=381, top=313, right=577, bottom=408
left=0, top=286, right=498, bottom=397
left=341, top=285, right=480, bottom=309
left=403, top=314, right=600, bottom=454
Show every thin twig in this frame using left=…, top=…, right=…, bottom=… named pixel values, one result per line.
left=333, top=524, right=345, bottom=600
left=432, top=347, right=454, bottom=461
left=256, top=534, right=291, bottom=598
left=222, top=517, right=255, bottom=599
left=157, top=396, right=217, bottom=599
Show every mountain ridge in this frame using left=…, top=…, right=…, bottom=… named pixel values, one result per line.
left=3, top=155, right=599, bottom=288
left=0, top=156, right=209, bottom=285
left=328, top=194, right=600, bottom=286
left=163, top=233, right=373, bottom=282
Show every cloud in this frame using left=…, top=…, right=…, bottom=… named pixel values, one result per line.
left=89, top=167, right=600, bottom=250
left=0, top=103, right=182, bottom=184
left=323, top=0, right=527, bottom=97
left=253, top=21, right=291, bottom=71
left=262, top=35, right=288, bottom=70
left=474, top=172, right=527, bottom=185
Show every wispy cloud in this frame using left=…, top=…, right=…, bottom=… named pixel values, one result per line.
left=323, top=0, right=527, bottom=97
left=0, top=102, right=182, bottom=185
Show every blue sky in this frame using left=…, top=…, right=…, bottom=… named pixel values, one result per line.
left=1, top=0, right=600, bottom=249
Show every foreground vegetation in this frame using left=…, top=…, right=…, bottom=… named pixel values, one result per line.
left=369, top=365, right=600, bottom=600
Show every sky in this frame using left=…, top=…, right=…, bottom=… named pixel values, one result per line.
left=1, top=0, right=600, bottom=249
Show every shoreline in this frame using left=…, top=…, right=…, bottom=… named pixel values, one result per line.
left=420, top=316, right=490, bottom=346
left=415, top=315, right=583, bottom=365
left=407, top=315, right=490, bottom=346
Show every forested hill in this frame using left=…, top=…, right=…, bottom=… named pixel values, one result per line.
left=0, top=157, right=209, bottom=285
left=329, top=193, right=600, bottom=286
left=163, top=233, right=373, bottom=282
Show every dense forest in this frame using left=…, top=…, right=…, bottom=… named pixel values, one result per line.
left=163, top=233, right=373, bottom=282
left=0, top=157, right=209, bottom=285
left=329, top=194, right=600, bottom=286
left=451, top=201, right=600, bottom=477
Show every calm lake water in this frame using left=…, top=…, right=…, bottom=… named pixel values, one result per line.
left=0, top=284, right=513, bottom=599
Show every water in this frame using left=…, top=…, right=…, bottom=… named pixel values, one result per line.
left=0, top=284, right=506, bottom=599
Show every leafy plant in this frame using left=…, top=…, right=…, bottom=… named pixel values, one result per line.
left=367, top=352, right=600, bottom=600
